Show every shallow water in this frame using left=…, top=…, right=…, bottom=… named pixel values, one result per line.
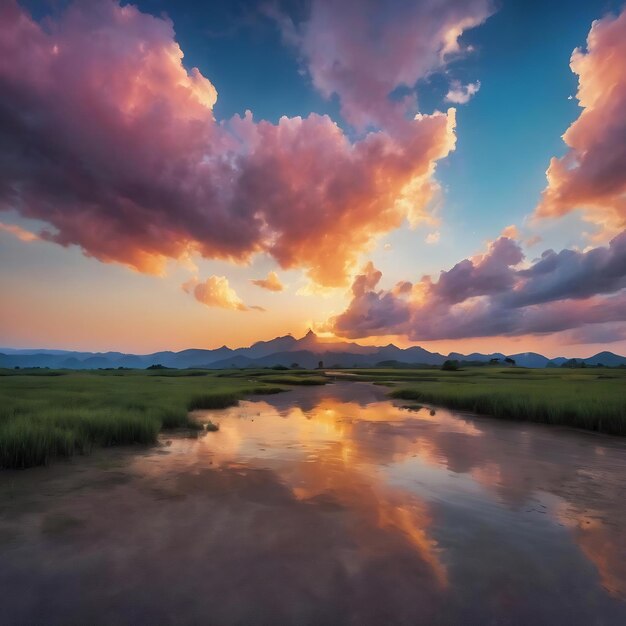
left=1, top=381, right=625, bottom=625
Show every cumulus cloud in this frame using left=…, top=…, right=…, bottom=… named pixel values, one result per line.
left=269, top=0, right=493, bottom=129
left=445, top=80, right=481, bottom=104
left=426, top=231, right=441, bottom=244
left=500, top=225, right=519, bottom=239
left=509, top=230, right=626, bottom=306
left=183, top=276, right=253, bottom=311
left=0, top=0, right=465, bottom=287
left=329, top=230, right=626, bottom=341
left=251, top=271, right=284, bottom=292
left=333, top=262, right=411, bottom=336
left=501, top=224, right=543, bottom=249
left=534, top=9, right=626, bottom=237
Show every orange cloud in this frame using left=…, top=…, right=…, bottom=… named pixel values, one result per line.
left=0, top=221, right=39, bottom=242
left=500, top=224, right=519, bottom=240
left=233, top=108, right=457, bottom=286
left=251, top=271, right=284, bottom=292
left=535, top=9, right=626, bottom=238
left=183, top=276, right=253, bottom=312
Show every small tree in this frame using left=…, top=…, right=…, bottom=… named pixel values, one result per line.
left=317, top=360, right=324, bottom=369
left=562, top=359, right=580, bottom=368
left=442, top=359, right=459, bottom=371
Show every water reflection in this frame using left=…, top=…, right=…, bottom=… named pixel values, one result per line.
left=0, top=382, right=625, bottom=625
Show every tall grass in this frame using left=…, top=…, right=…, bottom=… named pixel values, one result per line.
left=4, top=366, right=623, bottom=468
left=256, top=375, right=328, bottom=386
left=187, top=393, right=240, bottom=410
left=0, top=370, right=286, bottom=469
left=384, top=368, right=626, bottom=435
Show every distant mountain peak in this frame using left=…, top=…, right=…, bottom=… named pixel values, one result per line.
left=3, top=336, right=624, bottom=370
left=297, top=329, right=319, bottom=346
left=243, top=334, right=298, bottom=358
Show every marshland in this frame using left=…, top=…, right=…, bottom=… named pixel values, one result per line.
left=1, top=365, right=625, bottom=469
left=1, top=370, right=625, bottom=625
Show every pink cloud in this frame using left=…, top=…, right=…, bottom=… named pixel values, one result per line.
left=0, top=0, right=460, bottom=287
left=534, top=9, right=626, bottom=237
left=270, top=0, right=493, bottom=129
left=251, top=271, right=284, bottom=292
left=330, top=230, right=626, bottom=341
left=232, top=108, right=457, bottom=285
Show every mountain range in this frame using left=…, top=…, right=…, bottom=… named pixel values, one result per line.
left=2, top=331, right=625, bottom=370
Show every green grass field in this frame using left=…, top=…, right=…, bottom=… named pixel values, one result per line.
left=2, top=365, right=625, bottom=469
left=0, top=368, right=322, bottom=469
left=331, top=367, right=626, bottom=435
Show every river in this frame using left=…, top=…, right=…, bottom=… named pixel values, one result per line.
left=1, top=381, right=625, bottom=625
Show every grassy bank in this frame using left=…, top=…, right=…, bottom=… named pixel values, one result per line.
left=4, top=364, right=622, bottom=468
left=338, top=367, right=626, bottom=435
left=0, top=369, right=304, bottom=469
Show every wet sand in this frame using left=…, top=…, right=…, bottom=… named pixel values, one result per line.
left=1, top=381, right=625, bottom=625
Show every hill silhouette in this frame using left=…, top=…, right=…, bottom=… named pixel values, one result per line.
left=2, top=331, right=624, bottom=370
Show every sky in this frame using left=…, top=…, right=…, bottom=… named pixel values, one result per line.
left=0, top=0, right=625, bottom=357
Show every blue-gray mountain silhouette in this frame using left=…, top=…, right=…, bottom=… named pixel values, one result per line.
left=1, top=331, right=624, bottom=369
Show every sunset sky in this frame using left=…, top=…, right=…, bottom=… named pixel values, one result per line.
left=1, top=0, right=625, bottom=357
